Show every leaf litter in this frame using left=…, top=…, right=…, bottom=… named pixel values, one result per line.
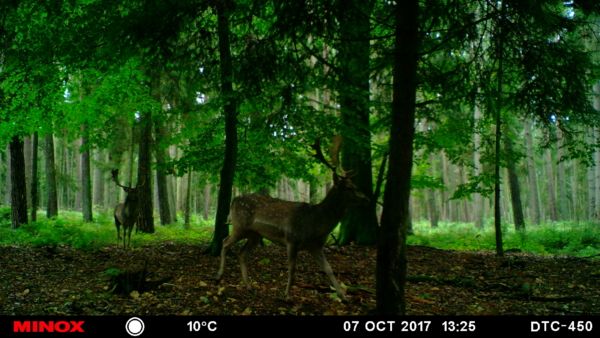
left=0, top=244, right=598, bottom=315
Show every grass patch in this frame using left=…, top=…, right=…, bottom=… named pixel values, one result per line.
left=408, top=220, right=600, bottom=257
left=0, top=209, right=214, bottom=249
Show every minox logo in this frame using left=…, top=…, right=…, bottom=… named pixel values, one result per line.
left=13, top=320, right=85, bottom=333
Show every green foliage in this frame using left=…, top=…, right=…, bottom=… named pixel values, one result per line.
left=0, top=210, right=213, bottom=249
left=408, top=221, right=600, bottom=257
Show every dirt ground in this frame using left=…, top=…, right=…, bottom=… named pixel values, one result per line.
left=0, top=243, right=598, bottom=315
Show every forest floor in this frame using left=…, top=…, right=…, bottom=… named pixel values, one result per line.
left=0, top=243, right=599, bottom=315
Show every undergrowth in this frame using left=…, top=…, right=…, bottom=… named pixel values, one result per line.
left=1, top=206, right=598, bottom=257
left=408, top=220, right=600, bottom=257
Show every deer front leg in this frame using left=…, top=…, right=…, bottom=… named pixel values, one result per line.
left=311, top=248, right=347, bottom=301
left=285, top=243, right=298, bottom=300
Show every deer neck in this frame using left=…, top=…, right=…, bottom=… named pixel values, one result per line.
left=316, top=186, right=347, bottom=233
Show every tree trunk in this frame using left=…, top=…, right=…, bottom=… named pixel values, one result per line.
left=592, top=129, right=600, bottom=221
left=504, top=137, right=525, bottom=230
left=137, top=111, right=154, bottom=233
left=545, top=148, right=558, bottom=221
left=525, top=119, right=541, bottom=224
left=556, top=128, right=568, bottom=220
left=30, top=133, right=39, bottom=222
left=184, top=171, right=192, bottom=228
left=203, top=183, right=211, bottom=221
left=337, top=0, right=378, bottom=246
left=427, top=153, right=439, bottom=228
left=493, top=3, right=505, bottom=257
left=93, top=150, right=105, bottom=208
left=45, top=134, right=58, bottom=218
left=24, top=136, right=32, bottom=208
left=81, top=131, right=93, bottom=222
left=210, top=0, right=238, bottom=256
left=154, top=122, right=172, bottom=225
left=5, top=145, right=11, bottom=205
left=473, top=103, right=485, bottom=228
left=10, top=136, right=28, bottom=228
left=376, top=0, right=418, bottom=315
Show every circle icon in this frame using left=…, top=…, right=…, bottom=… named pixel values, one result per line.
left=125, top=317, right=145, bottom=336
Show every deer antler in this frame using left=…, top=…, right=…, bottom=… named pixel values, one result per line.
left=111, top=169, right=129, bottom=189
left=112, top=169, right=146, bottom=189
left=311, top=139, right=336, bottom=172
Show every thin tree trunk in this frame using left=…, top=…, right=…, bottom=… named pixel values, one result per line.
left=473, top=104, right=485, bottom=228
left=154, top=122, right=172, bottom=225
left=24, top=136, right=32, bottom=208
left=594, top=129, right=600, bottom=221
left=504, top=137, right=525, bottom=230
left=81, top=130, right=93, bottom=222
left=45, top=134, right=58, bottom=218
left=427, top=153, right=439, bottom=228
left=556, top=129, right=568, bottom=220
left=93, top=149, right=105, bottom=208
left=545, top=148, right=558, bottom=221
left=210, top=0, right=238, bottom=256
left=525, top=119, right=541, bottom=224
left=184, top=171, right=192, bottom=228
left=10, top=136, right=28, bottom=228
left=5, top=145, right=11, bottom=205
left=30, top=133, right=39, bottom=222
left=203, top=183, right=211, bottom=221
left=493, top=2, right=505, bottom=256
left=137, top=111, right=154, bottom=233
left=376, top=0, right=418, bottom=315
left=440, top=152, right=450, bottom=221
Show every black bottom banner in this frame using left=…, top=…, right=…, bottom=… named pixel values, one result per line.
left=0, top=316, right=597, bottom=337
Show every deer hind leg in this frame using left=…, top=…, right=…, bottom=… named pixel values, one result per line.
left=285, top=243, right=298, bottom=300
left=310, top=248, right=346, bottom=301
left=239, top=232, right=261, bottom=287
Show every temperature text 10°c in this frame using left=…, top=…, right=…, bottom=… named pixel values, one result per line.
left=187, top=321, right=218, bottom=332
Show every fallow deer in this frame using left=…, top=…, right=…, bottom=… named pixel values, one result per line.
left=215, top=138, right=368, bottom=300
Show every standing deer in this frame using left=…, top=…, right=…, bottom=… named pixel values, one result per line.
left=112, top=169, right=143, bottom=248
left=215, top=139, right=368, bottom=300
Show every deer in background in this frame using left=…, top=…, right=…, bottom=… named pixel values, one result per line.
left=215, top=138, right=368, bottom=301
left=112, top=169, right=143, bottom=248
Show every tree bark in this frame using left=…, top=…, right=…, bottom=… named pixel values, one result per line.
left=30, top=132, right=39, bottom=222
left=93, top=150, right=105, bottom=208
left=45, top=134, right=58, bottom=218
left=376, top=0, right=418, bottom=315
left=493, top=3, right=505, bottom=256
left=337, top=0, right=378, bottom=246
left=203, top=183, right=211, bottom=221
left=504, top=137, right=525, bottom=230
left=210, top=0, right=238, bottom=256
left=137, top=111, right=154, bottom=233
left=427, top=153, right=439, bottom=228
left=81, top=130, right=93, bottom=222
left=556, top=128, right=569, bottom=220
left=473, top=104, right=485, bottom=228
left=10, top=136, right=28, bottom=228
left=545, top=148, right=558, bottom=221
left=184, top=171, right=192, bottom=228
left=525, top=119, right=541, bottom=224
left=154, top=122, right=172, bottom=225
